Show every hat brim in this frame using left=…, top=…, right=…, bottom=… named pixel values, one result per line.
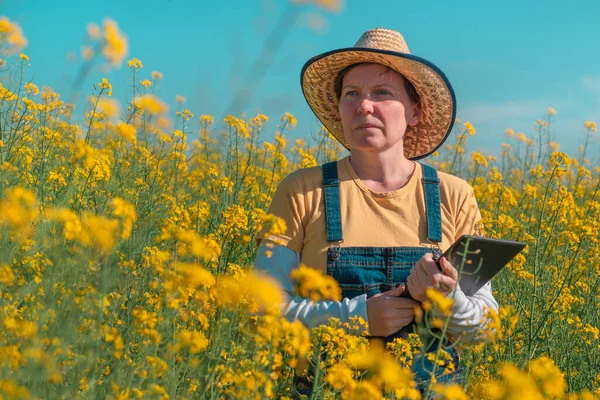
left=301, top=47, right=456, bottom=160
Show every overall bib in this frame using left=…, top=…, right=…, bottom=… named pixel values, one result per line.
left=294, top=161, right=463, bottom=396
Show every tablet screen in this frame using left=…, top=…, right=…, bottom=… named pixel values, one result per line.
left=444, top=235, right=526, bottom=296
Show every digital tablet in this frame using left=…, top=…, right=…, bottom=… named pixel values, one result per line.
left=441, top=235, right=526, bottom=296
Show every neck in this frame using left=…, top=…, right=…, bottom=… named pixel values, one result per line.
left=349, top=146, right=416, bottom=192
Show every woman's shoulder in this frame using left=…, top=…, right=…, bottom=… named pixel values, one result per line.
left=432, top=168, right=474, bottom=197
left=278, top=163, right=326, bottom=191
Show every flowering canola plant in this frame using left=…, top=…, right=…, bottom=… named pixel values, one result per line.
left=0, top=16, right=599, bottom=400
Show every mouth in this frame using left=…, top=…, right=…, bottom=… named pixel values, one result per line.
left=355, top=124, right=380, bottom=130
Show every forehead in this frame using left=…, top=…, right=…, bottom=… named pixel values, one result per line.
left=342, top=63, right=404, bottom=87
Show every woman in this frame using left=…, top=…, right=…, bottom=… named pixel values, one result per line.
left=255, top=28, right=497, bottom=392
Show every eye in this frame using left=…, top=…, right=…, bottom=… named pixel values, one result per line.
left=377, top=89, right=392, bottom=96
left=344, top=90, right=358, bottom=97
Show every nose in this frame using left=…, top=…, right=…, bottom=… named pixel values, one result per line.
left=357, top=96, right=374, bottom=114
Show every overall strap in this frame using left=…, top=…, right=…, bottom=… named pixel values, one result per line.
left=322, top=161, right=343, bottom=243
left=420, top=164, right=443, bottom=243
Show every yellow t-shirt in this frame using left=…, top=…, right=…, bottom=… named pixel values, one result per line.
left=260, top=156, right=482, bottom=273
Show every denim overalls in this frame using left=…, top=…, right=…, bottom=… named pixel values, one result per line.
left=297, top=161, right=462, bottom=394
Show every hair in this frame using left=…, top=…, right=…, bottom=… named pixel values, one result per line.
left=333, top=63, right=420, bottom=105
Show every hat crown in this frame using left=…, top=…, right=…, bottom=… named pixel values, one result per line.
left=354, top=28, right=411, bottom=54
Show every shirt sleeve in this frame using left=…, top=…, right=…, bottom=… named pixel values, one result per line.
left=454, top=185, right=484, bottom=240
left=256, top=170, right=307, bottom=253
left=254, top=240, right=370, bottom=334
left=437, top=183, right=499, bottom=344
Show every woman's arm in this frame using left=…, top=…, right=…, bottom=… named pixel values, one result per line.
left=443, top=183, right=499, bottom=344
left=408, top=252, right=499, bottom=344
left=440, top=281, right=498, bottom=344
left=254, top=240, right=370, bottom=333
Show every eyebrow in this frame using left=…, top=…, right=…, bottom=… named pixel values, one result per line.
left=341, top=83, right=398, bottom=91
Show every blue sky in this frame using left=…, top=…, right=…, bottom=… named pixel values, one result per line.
left=3, top=0, right=600, bottom=156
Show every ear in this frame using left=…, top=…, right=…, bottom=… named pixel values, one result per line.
left=407, top=104, right=421, bottom=127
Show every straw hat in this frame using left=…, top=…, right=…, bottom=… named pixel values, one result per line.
left=301, top=28, right=456, bottom=160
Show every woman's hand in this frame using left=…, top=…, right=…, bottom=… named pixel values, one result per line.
left=366, top=285, right=418, bottom=337
left=407, top=253, right=458, bottom=302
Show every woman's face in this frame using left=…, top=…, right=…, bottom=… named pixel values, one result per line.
left=338, top=63, right=419, bottom=153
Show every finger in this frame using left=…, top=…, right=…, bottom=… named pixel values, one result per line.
left=423, top=259, right=441, bottom=277
left=385, top=297, right=418, bottom=308
left=415, top=256, right=433, bottom=277
left=407, top=273, right=415, bottom=292
left=391, top=308, right=417, bottom=320
left=421, top=252, right=435, bottom=261
left=439, top=275, right=458, bottom=292
left=441, top=257, right=459, bottom=280
left=420, top=252, right=435, bottom=265
left=415, top=262, right=429, bottom=283
left=408, top=272, right=425, bottom=298
left=386, top=284, right=406, bottom=297
left=388, top=316, right=415, bottom=331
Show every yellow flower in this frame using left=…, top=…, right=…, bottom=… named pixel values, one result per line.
left=200, top=114, right=214, bottom=126
left=434, top=383, right=469, bottom=399
left=471, top=151, right=489, bottom=167
left=151, top=70, right=163, bottom=79
left=548, top=151, right=571, bottom=177
left=325, top=364, right=356, bottom=390
left=102, top=19, right=128, bottom=66
left=127, top=58, right=143, bottom=69
left=140, top=79, right=152, bottom=88
left=80, top=213, right=120, bottom=253
left=46, top=208, right=83, bottom=241
left=4, top=317, right=37, bottom=338
left=0, top=187, right=39, bottom=239
left=98, top=78, right=113, bottom=96
left=97, top=98, right=120, bottom=118
left=281, top=112, right=297, bottom=128
left=175, top=229, right=221, bottom=261
left=0, top=265, right=16, bottom=287
left=86, top=22, right=101, bottom=40
left=292, top=0, right=344, bottom=13
left=584, top=121, right=597, bottom=132
left=528, top=356, right=566, bottom=398
left=464, top=121, right=476, bottom=135
left=115, top=122, right=137, bottom=143
left=250, top=113, right=269, bottom=127
left=0, top=380, right=30, bottom=398
left=523, top=184, right=537, bottom=199
left=224, top=115, right=250, bottom=138
left=217, top=272, right=283, bottom=312
left=290, top=264, right=342, bottom=301
left=426, top=287, right=454, bottom=316
left=176, top=109, right=193, bottom=121
left=176, top=95, right=186, bottom=103
left=547, top=107, right=556, bottom=115
left=0, top=17, right=28, bottom=54
left=173, top=262, right=216, bottom=288
left=19, top=53, right=29, bottom=61
left=135, top=95, right=167, bottom=115
left=516, top=132, right=528, bottom=142
left=111, top=197, right=137, bottom=239
left=177, top=329, right=209, bottom=354
left=24, top=82, right=39, bottom=96
left=78, top=377, right=89, bottom=393
left=81, top=45, right=94, bottom=60
left=146, top=356, right=168, bottom=377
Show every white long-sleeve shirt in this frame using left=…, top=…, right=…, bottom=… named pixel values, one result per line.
left=254, top=240, right=498, bottom=344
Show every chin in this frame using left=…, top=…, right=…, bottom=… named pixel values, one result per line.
left=350, top=139, right=392, bottom=152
